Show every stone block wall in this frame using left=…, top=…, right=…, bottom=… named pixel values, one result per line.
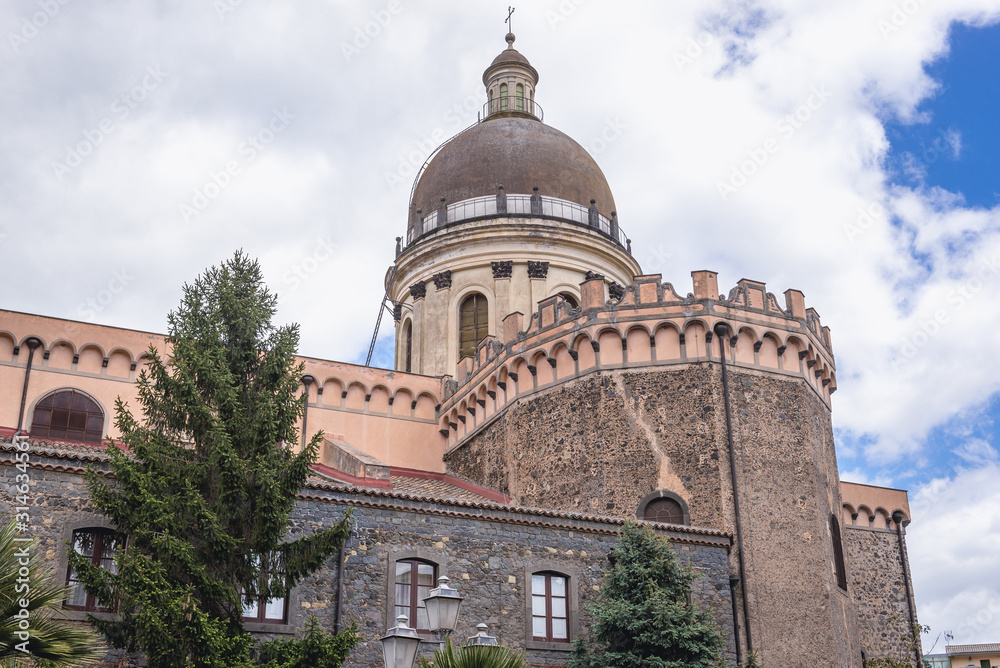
left=845, top=526, right=921, bottom=664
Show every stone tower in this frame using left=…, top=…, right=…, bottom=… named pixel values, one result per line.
left=390, top=33, right=640, bottom=378
left=389, top=34, right=874, bottom=668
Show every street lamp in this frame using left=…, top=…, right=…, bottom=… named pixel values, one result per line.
left=423, top=576, right=464, bottom=637
left=467, top=622, right=499, bottom=646
left=381, top=615, right=421, bottom=668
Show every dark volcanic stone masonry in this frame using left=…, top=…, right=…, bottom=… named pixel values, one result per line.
left=445, top=364, right=869, bottom=666
left=0, top=437, right=735, bottom=667
left=845, top=525, right=918, bottom=659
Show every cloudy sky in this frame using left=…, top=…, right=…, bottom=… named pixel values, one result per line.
left=2, top=0, right=999, bottom=650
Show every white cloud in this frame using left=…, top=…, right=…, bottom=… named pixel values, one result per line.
left=909, top=456, right=1000, bottom=644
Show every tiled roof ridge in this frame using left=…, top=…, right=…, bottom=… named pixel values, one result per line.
left=1, top=446, right=731, bottom=543
left=946, top=643, right=1000, bottom=654
left=301, top=476, right=731, bottom=539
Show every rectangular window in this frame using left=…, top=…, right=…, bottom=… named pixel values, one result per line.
left=531, top=573, right=569, bottom=642
left=65, top=529, right=121, bottom=612
left=394, top=560, right=436, bottom=631
left=242, top=553, right=288, bottom=624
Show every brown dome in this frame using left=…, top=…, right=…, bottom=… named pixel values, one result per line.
left=491, top=47, right=530, bottom=68
left=409, top=116, right=617, bottom=232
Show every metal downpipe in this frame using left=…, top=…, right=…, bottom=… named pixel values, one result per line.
left=714, top=324, right=754, bottom=656
left=15, top=338, right=42, bottom=434
left=893, top=511, right=920, bottom=667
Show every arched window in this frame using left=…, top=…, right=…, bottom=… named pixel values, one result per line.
left=830, top=515, right=848, bottom=591
left=644, top=498, right=684, bottom=524
left=65, top=528, right=122, bottom=611
left=558, top=292, right=579, bottom=309
left=459, top=294, right=489, bottom=360
left=516, top=83, right=524, bottom=110
left=402, top=321, right=412, bottom=373
left=638, top=491, right=690, bottom=525
left=531, top=572, right=569, bottom=642
left=500, top=83, right=508, bottom=111
left=488, top=88, right=494, bottom=114
left=394, top=559, right=437, bottom=631
left=31, top=389, right=104, bottom=444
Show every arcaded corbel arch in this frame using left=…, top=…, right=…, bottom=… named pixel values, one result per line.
left=874, top=507, right=891, bottom=529
left=106, top=347, right=136, bottom=378
left=734, top=326, right=759, bottom=365
left=511, top=356, right=532, bottom=394
left=369, top=384, right=392, bottom=415
left=457, top=400, right=470, bottom=437
left=391, top=387, right=415, bottom=417
left=344, top=381, right=369, bottom=411
left=0, top=332, right=18, bottom=364
left=624, top=324, right=654, bottom=365
left=75, top=343, right=108, bottom=374
left=321, top=376, right=346, bottom=408
left=549, top=340, right=576, bottom=381
left=652, top=321, right=682, bottom=362
left=781, top=335, right=807, bottom=373
left=841, top=503, right=856, bottom=525
left=413, top=391, right=437, bottom=420
left=569, top=332, right=594, bottom=356
left=529, top=349, right=554, bottom=386
left=856, top=505, right=874, bottom=526
left=595, top=325, right=624, bottom=366
left=758, top=331, right=782, bottom=369
left=682, top=318, right=714, bottom=359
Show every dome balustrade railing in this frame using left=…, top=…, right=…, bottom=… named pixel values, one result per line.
left=402, top=193, right=629, bottom=255
left=481, top=98, right=543, bottom=121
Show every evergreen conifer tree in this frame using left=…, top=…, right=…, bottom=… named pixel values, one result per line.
left=568, top=521, right=724, bottom=668
left=67, top=252, right=358, bottom=668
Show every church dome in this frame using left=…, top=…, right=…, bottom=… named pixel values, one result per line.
left=409, top=116, right=617, bottom=228
left=403, top=33, right=621, bottom=247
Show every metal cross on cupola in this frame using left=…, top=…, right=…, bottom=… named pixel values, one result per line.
left=506, top=6, right=514, bottom=34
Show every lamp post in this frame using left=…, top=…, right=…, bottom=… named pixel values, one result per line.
left=382, top=576, right=501, bottom=668
left=381, top=615, right=421, bottom=668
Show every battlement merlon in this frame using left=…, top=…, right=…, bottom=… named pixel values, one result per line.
left=444, top=269, right=838, bottom=417
left=521, top=270, right=833, bottom=361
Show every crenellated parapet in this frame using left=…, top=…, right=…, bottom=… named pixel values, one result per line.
left=438, top=270, right=837, bottom=451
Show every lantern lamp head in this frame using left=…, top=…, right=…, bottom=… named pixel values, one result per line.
left=381, top=614, right=421, bottom=668
left=467, top=622, right=499, bottom=646
left=423, top=576, right=464, bottom=635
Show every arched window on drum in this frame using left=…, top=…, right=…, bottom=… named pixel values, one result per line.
left=459, top=294, right=489, bottom=360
